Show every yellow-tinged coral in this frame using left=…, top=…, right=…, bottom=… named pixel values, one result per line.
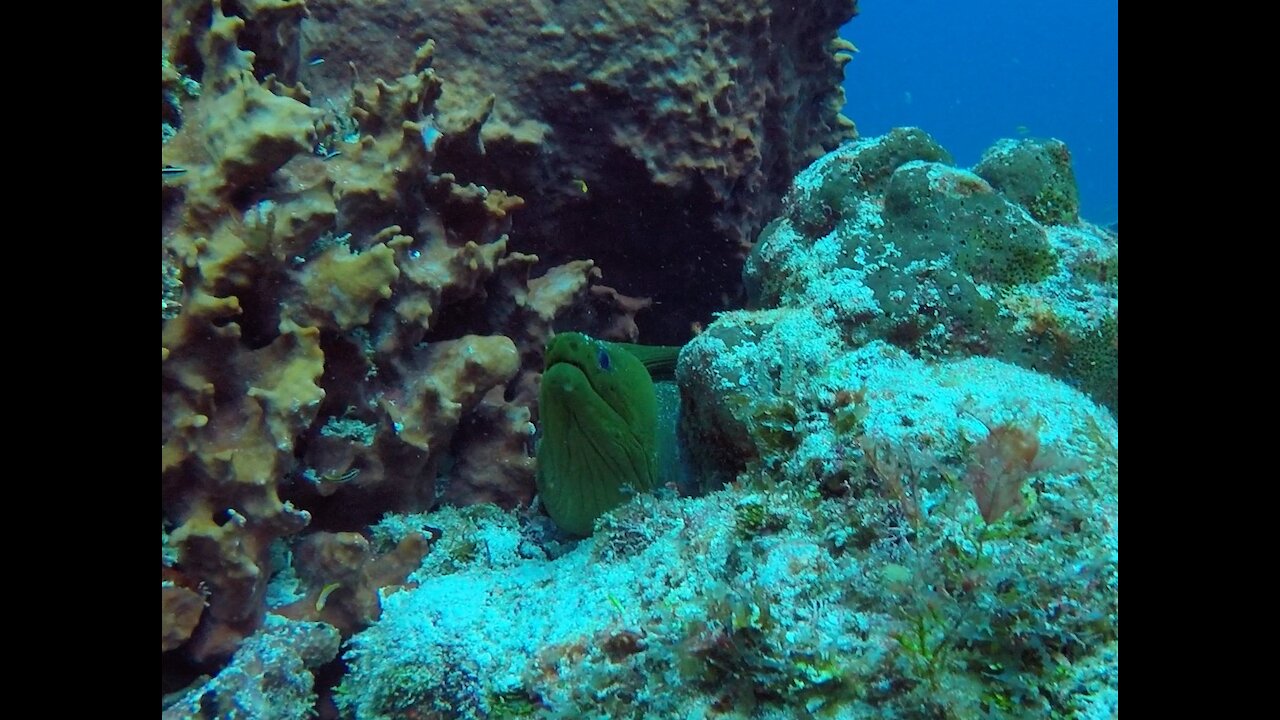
left=527, top=259, right=598, bottom=322
left=296, top=241, right=400, bottom=330
left=243, top=319, right=326, bottom=437
left=163, top=5, right=319, bottom=228
left=162, top=0, right=654, bottom=670
left=380, top=335, right=520, bottom=454
left=391, top=233, right=507, bottom=329
left=321, top=44, right=444, bottom=228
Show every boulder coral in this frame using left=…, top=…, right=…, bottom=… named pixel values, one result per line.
left=745, top=128, right=1118, bottom=412
left=298, top=0, right=861, bottom=341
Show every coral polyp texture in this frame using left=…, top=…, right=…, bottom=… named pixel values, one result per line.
left=162, top=0, right=644, bottom=675
left=299, top=0, right=859, bottom=340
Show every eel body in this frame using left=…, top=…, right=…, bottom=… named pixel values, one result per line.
left=536, top=332, right=680, bottom=535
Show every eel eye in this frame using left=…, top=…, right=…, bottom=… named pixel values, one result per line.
left=596, top=348, right=611, bottom=371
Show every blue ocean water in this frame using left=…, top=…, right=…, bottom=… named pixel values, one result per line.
left=840, top=0, right=1118, bottom=225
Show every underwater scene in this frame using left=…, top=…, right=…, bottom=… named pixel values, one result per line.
left=162, top=1, right=1117, bottom=718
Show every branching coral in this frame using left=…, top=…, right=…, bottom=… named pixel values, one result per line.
left=161, top=0, right=647, bottom=669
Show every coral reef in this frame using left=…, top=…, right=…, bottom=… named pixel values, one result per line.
left=162, top=0, right=1117, bottom=716
left=271, top=530, right=434, bottom=634
left=163, top=615, right=341, bottom=720
left=672, top=321, right=1118, bottom=717
left=745, top=128, right=1118, bottom=412
left=298, top=0, right=860, bottom=341
left=162, top=0, right=644, bottom=671
left=333, top=129, right=1118, bottom=719
left=338, top=341, right=1118, bottom=717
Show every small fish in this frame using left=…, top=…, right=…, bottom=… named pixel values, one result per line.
left=309, top=467, right=360, bottom=485
left=607, top=593, right=627, bottom=618
left=308, top=57, right=326, bottom=66
left=316, top=582, right=341, bottom=612
left=572, top=179, right=589, bottom=194
left=1015, top=125, right=1030, bottom=135
left=162, top=166, right=187, bottom=176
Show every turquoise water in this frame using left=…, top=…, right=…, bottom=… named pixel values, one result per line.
left=841, top=0, right=1119, bottom=224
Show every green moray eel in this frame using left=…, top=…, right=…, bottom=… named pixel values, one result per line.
left=536, top=332, right=681, bottom=536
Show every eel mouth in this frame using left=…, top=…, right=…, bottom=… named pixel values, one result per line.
left=542, top=360, right=626, bottom=430
left=544, top=335, right=611, bottom=398
left=545, top=358, right=600, bottom=401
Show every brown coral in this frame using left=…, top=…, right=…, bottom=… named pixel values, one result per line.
left=300, top=0, right=860, bottom=341
left=275, top=531, right=433, bottom=634
left=162, top=0, right=648, bottom=670
left=162, top=579, right=206, bottom=653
